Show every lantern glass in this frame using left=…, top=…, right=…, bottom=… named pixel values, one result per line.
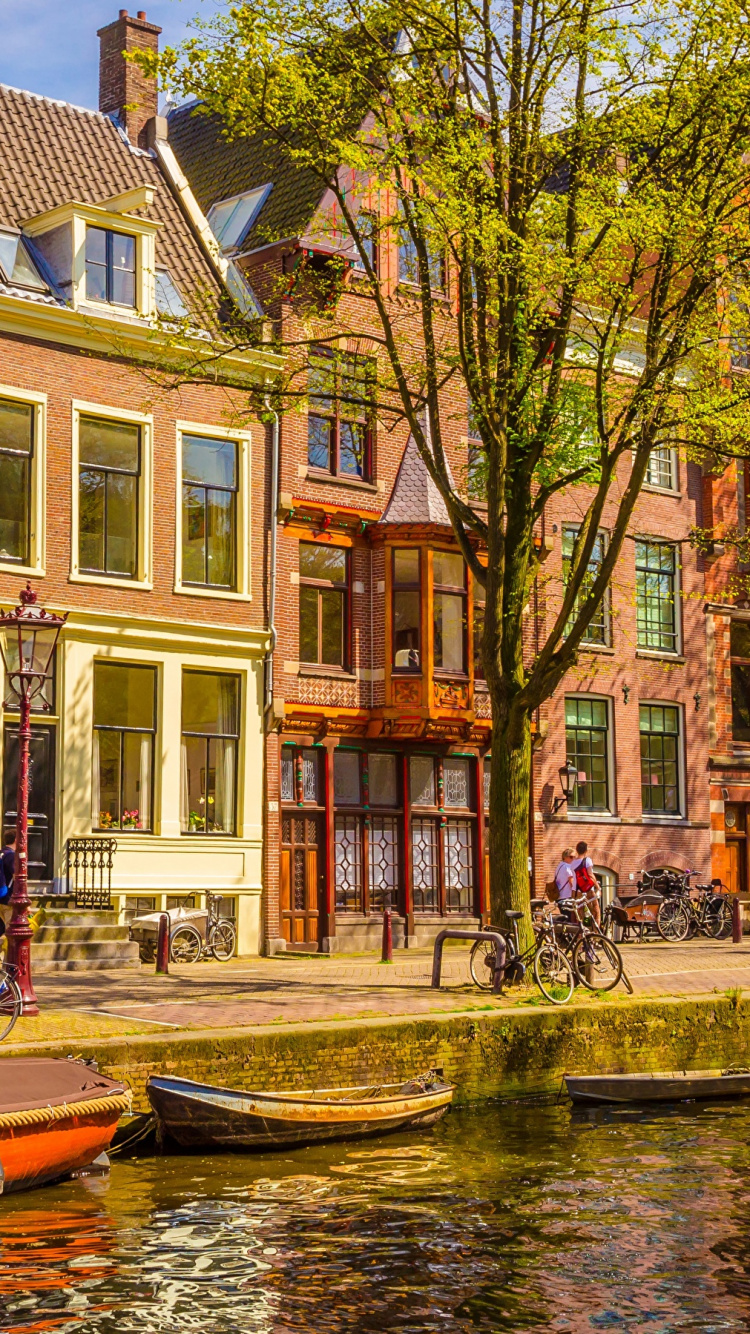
left=558, top=762, right=577, bottom=798
left=22, top=622, right=58, bottom=679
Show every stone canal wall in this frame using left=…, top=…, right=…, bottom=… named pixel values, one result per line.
left=4, top=996, right=750, bottom=1111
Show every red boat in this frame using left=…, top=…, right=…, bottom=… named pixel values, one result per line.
left=0, top=1058, right=129, bottom=1193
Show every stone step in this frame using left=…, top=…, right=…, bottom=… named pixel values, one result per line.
left=33, top=953, right=142, bottom=973
left=34, top=924, right=130, bottom=944
left=32, top=913, right=120, bottom=928
left=32, top=939, right=141, bottom=966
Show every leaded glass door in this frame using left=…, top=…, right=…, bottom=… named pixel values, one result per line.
left=280, top=813, right=324, bottom=949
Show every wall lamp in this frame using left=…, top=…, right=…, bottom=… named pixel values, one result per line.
left=552, top=761, right=579, bottom=814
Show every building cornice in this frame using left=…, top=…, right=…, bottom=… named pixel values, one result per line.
left=54, top=605, right=270, bottom=657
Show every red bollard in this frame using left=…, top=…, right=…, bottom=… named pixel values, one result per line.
left=381, top=908, right=393, bottom=963
left=733, top=895, right=743, bottom=944
left=156, top=913, right=170, bottom=974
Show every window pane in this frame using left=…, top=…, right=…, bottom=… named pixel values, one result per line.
left=302, top=749, right=319, bottom=802
left=182, top=735, right=206, bottom=832
left=121, top=730, right=152, bottom=829
left=434, top=592, right=465, bottom=672
left=308, top=415, right=332, bottom=470
left=635, top=542, right=677, bottom=651
left=398, top=229, right=418, bottom=284
left=412, top=817, right=439, bottom=911
left=410, top=755, right=435, bottom=806
left=299, top=586, right=319, bottom=662
left=370, top=816, right=398, bottom=911
left=300, top=542, right=347, bottom=583
left=566, top=696, right=609, bottom=811
left=182, top=672, right=239, bottom=736
left=85, top=227, right=108, bottom=302
left=369, top=753, right=398, bottom=806
left=94, top=662, right=155, bottom=730
left=80, top=417, right=139, bottom=472
left=0, top=453, right=29, bottom=563
left=394, top=591, right=421, bottom=668
left=79, top=470, right=105, bottom=572
left=473, top=581, right=486, bottom=679
left=95, top=729, right=121, bottom=828
left=562, top=527, right=608, bottom=646
left=320, top=589, right=344, bottom=665
left=394, top=548, right=419, bottom=585
left=335, top=814, right=362, bottom=912
left=86, top=227, right=107, bottom=265
left=105, top=471, right=137, bottom=576
left=182, top=485, right=206, bottom=583
left=340, top=421, right=365, bottom=477
left=444, top=819, right=473, bottom=911
left=281, top=749, right=295, bottom=802
left=112, top=232, right=135, bottom=271
left=183, top=436, right=237, bottom=489
left=646, top=447, right=675, bottom=489
left=732, top=663, right=750, bottom=742
left=209, top=736, right=236, bottom=833
left=206, top=488, right=235, bottom=587
left=731, top=622, right=750, bottom=659
left=433, top=552, right=464, bottom=588
left=111, top=266, right=135, bottom=307
left=334, top=750, right=361, bottom=805
left=0, top=398, right=33, bottom=454
left=444, top=758, right=470, bottom=807
left=483, top=758, right=491, bottom=810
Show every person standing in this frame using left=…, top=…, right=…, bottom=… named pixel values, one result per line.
left=554, top=847, right=576, bottom=901
left=0, top=831, right=14, bottom=942
left=572, top=840, right=602, bottom=924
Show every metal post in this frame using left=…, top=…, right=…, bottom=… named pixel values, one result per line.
left=733, top=895, right=743, bottom=944
left=6, top=691, right=38, bottom=1014
left=381, top=905, right=393, bottom=963
left=156, top=914, right=170, bottom=974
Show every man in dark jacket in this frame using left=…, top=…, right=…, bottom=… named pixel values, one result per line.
left=0, top=832, right=14, bottom=940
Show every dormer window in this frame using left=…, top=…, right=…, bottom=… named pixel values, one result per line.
left=0, top=232, right=47, bottom=291
left=85, top=227, right=136, bottom=307
left=207, top=185, right=271, bottom=254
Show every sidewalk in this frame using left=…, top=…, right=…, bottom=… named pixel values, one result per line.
left=7, top=936, right=749, bottom=1048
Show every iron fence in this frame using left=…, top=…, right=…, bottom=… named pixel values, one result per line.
left=66, top=838, right=117, bottom=910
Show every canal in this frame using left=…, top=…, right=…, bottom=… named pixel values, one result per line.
left=1, top=1098, right=749, bottom=1332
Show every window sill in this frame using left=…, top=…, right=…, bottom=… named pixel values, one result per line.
left=0, top=560, right=44, bottom=579
left=641, top=485, right=682, bottom=498
left=565, top=812, right=621, bottom=823
left=433, top=672, right=471, bottom=683
left=641, top=814, right=687, bottom=824
left=71, top=570, right=152, bottom=592
left=174, top=583, right=251, bottom=602
left=635, top=650, right=685, bottom=663
left=578, top=643, right=616, bottom=655
left=302, top=468, right=381, bottom=494
left=298, top=664, right=357, bottom=680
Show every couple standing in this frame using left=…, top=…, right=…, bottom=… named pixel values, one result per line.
left=554, top=841, right=601, bottom=924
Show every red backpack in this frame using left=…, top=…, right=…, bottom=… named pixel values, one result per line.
left=575, top=861, right=596, bottom=895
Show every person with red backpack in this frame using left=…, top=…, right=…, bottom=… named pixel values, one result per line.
left=572, top=841, right=602, bottom=925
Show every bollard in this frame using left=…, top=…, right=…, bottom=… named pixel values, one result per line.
left=155, top=913, right=170, bottom=974
left=381, top=908, right=393, bottom=963
left=733, top=895, right=743, bottom=944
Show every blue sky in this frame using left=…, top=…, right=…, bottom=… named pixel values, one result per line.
left=0, top=0, right=208, bottom=109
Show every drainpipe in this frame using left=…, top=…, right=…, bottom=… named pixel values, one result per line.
left=264, top=397, right=280, bottom=719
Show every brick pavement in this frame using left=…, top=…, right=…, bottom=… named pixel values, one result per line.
left=23, top=937, right=750, bottom=1041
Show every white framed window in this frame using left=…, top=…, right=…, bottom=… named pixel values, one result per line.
left=70, top=401, right=153, bottom=589
left=0, top=385, right=45, bottom=577
left=635, top=539, right=681, bottom=655
left=174, top=420, right=252, bottom=600
left=639, top=701, right=685, bottom=819
left=644, top=446, right=678, bottom=492
left=565, top=694, right=615, bottom=814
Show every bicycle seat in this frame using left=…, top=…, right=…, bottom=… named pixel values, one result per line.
left=530, top=898, right=546, bottom=909
left=504, top=910, right=524, bottom=921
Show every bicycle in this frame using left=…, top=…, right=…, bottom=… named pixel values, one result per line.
left=170, top=891, right=237, bottom=963
left=650, top=871, right=732, bottom=943
left=470, top=904, right=576, bottom=1005
left=0, top=962, right=22, bottom=1041
left=555, top=891, right=625, bottom=991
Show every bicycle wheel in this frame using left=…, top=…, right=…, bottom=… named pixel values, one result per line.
left=533, top=942, right=575, bottom=1005
left=210, top=920, right=237, bottom=962
left=0, top=972, right=22, bottom=1040
left=469, top=937, right=502, bottom=989
left=572, top=934, right=623, bottom=991
left=657, top=899, right=690, bottom=942
left=705, top=898, right=733, bottom=940
left=170, top=924, right=202, bottom=964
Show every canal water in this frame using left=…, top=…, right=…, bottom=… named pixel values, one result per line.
left=1, top=1098, right=750, bottom=1332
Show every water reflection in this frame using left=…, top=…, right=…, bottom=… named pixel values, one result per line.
left=1, top=1103, right=750, bottom=1331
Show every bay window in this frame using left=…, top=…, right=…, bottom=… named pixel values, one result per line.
left=92, top=662, right=155, bottom=831
left=433, top=551, right=467, bottom=673
left=392, top=547, right=421, bottom=670
left=181, top=671, right=240, bottom=834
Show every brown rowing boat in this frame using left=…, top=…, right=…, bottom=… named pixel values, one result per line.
left=0, top=1057, right=130, bottom=1193
left=147, top=1070, right=455, bottom=1150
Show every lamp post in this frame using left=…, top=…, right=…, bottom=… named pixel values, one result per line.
left=0, top=585, right=66, bottom=1015
left=552, top=761, right=579, bottom=814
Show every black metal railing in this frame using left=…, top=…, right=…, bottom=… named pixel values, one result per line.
left=66, top=838, right=117, bottom=910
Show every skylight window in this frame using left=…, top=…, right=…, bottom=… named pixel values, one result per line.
left=207, top=185, right=272, bottom=253
left=155, top=268, right=189, bottom=319
left=0, top=233, right=47, bottom=291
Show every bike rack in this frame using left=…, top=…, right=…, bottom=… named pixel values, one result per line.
left=431, top=929, right=507, bottom=994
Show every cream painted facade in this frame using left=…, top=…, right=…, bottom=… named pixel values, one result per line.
left=3, top=607, right=269, bottom=956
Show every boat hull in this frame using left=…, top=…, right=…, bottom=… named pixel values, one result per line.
left=147, top=1075, right=454, bottom=1150
left=0, top=1104, right=126, bottom=1193
left=566, top=1069, right=750, bottom=1105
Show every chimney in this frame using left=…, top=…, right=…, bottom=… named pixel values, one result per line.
left=98, top=9, right=162, bottom=149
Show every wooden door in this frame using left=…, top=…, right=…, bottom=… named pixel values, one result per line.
left=280, top=813, right=323, bottom=950
left=727, top=838, right=746, bottom=896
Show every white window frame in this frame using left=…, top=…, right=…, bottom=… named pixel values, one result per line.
left=70, top=400, right=153, bottom=590
left=643, top=445, right=679, bottom=494
left=564, top=692, right=617, bottom=819
left=174, top=420, right=252, bottom=601
left=639, top=699, right=686, bottom=822
left=0, top=384, right=46, bottom=578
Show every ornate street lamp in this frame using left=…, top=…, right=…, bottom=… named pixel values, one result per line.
left=0, top=585, right=66, bottom=1014
left=552, top=761, right=579, bottom=814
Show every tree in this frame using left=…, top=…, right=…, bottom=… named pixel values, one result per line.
left=151, top=0, right=750, bottom=945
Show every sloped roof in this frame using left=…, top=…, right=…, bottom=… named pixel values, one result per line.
left=168, top=103, right=326, bottom=252
left=0, top=82, right=221, bottom=311
left=380, top=434, right=452, bottom=526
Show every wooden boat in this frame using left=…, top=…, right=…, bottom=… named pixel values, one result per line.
left=147, top=1071, right=455, bottom=1149
left=0, top=1057, right=129, bottom=1193
left=566, top=1067, right=750, bottom=1105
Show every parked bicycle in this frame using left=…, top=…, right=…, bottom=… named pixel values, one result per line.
left=554, top=891, right=625, bottom=991
left=655, top=875, right=732, bottom=942
left=470, top=903, right=576, bottom=1005
left=0, top=962, right=22, bottom=1041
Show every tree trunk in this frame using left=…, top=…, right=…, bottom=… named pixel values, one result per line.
left=487, top=706, right=534, bottom=955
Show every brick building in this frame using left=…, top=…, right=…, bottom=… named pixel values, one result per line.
left=0, top=14, right=280, bottom=952
left=168, top=88, right=714, bottom=953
